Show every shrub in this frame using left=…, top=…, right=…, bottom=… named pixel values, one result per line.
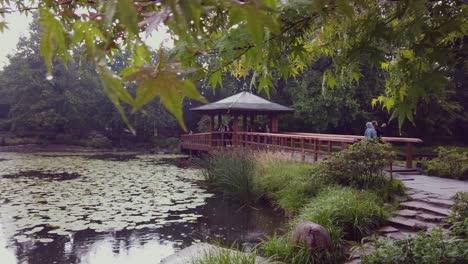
left=323, top=141, right=395, bottom=189
left=424, top=147, right=468, bottom=180
left=446, top=192, right=468, bottom=237
left=202, top=150, right=256, bottom=203
left=253, top=153, right=327, bottom=213
left=260, top=234, right=343, bottom=264
left=361, top=229, right=468, bottom=264
left=296, top=186, right=388, bottom=241
left=371, top=179, right=406, bottom=203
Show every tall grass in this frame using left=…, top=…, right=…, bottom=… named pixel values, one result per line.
left=192, top=248, right=258, bottom=264
left=296, top=186, right=388, bottom=241
left=260, top=186, right=388, bottom=264
left=253, top=151, right=327, bottom=213
left=261, top=234, right=343, bottom=264
left=203, top=150, right=256, bottom=203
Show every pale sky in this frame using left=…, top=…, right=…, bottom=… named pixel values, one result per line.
left=0, top=13, right=173, bottom=68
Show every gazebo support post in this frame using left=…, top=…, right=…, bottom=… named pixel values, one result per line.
left=209, top=114, right=215, bottom=148
left=271, top=114, right=279, bottom=133
left=218, top=113, right=222, bottom=146
left=245, top=113, right=247, bottom=147
left=233, top=113, right=239, bottom=147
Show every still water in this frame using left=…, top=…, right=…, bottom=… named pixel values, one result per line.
left=0, top=153, right=286, bottom=264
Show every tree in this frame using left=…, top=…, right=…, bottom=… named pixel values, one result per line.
left=0, top=0, right=465, bottom=129
left=0, top=19, right=181, bottom=142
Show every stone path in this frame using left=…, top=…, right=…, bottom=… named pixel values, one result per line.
left=346, top=167, right=467, bottom=263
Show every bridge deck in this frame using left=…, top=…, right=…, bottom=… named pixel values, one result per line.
left=181, top=132, right=422, bottom=168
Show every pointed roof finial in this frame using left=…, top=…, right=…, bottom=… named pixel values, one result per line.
left=242, top=82, right=248, bottom=92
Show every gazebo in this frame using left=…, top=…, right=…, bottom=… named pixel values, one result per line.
left=190, top=91, right=293, bottom=133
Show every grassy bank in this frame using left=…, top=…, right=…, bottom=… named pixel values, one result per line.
left=201, top=141, right=405, bottom=263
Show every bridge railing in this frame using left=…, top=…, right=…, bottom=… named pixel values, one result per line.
left=181, top=131, right=357, bottom=162
left=181, top=131, right=423, bottom=167
left=285, top=132, right=423, bottom=168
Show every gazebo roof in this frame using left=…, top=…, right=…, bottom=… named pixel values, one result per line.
left=191, top=91, right=293, bottom=113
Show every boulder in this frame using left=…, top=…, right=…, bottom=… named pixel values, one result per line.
left=292, top=221, right=332, bottom=250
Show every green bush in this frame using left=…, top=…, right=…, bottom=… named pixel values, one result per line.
left=254, top=159, right=327, bottom=213
left=446, top=192, right=468, bottom=237
left=424, top=147, right=468, bottom=180
left=361, top=229, right=468, bottom=264
left=202, top=150, right=256, bottom=203
left=371, top=179, right=406, bottom=203
left=323, top=141, right=394, bottom=189
left=296, top=186, right=389, bottom=241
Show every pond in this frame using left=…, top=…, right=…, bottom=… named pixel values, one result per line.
left=0, top=153, right=286, bottom=264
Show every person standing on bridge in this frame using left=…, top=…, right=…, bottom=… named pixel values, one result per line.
left=364, top=122, right=377, bottom=139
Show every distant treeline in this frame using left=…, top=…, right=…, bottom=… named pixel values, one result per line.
left=0, top=21, right=466, bottom=146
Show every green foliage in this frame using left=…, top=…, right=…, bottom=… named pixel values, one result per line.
left=203, top=150, right=256, bottom=203
left=261, top=234, right=343, bottom=264
left=1, top=0, right=465, bottom=128
left=323, top=141, right=395, bottom=189
left=361, top=229, right=468, bottom=264
left=0, top=20, right=182, bottom=145
left=261, top=186, right=391, bottom=264
left=297, top=186, right=388, bottom=241
left=423, top=147, right=468, bottom=180
left=192, top=248, right=258, bottom=264
left=253, top=154, right=327, bottom=214
left=446, top=192, right=468, bottom=238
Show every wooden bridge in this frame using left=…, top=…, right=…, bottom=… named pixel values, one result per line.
left=181, top=131, right=422, bottom=168
left=185, top=91, right=422, bottom=168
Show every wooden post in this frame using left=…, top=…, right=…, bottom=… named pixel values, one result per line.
left=406, top=143, right=413, bottom=168
left=314, top=140, right=318, bottom=161
left=243, top=114, right=247, bottom=131
left=233, top=113, right=238, bottom=147
left=301, top=138, right=305, bottom=161
left=210, top=114, right=215, bottom=132
left=209, top=114, right=215, bottom=147
left=328, top=141, right=332, bottom=155
left=271, top=114, right=279, bottom=133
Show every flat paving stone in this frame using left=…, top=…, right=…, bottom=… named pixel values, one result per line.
left=387, top=216, right=436, bottom=231
left=394, top=174, right=468, bottom=199
left=394, top=209, right=419, bottom=217
left=416, top=213, right=445, bottom=222
left=401, top=201, right=451, bottom=216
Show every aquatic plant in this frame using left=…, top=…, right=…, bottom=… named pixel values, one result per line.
left=203, top=150, right=256, bottom=203
left=192, top=247, right=258, bottom=264
left=253, top=152, right=327, bottom=214
left=0, top=153, right=211, bottom=243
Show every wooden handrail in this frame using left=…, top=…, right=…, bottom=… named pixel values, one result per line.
left=284, top=132, right=422, bottom=143
left=180, top=131, right=422, bottom=168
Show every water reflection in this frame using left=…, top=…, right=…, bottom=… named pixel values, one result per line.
left=0, top=154, right=286, bottom=264
left=1, top=197, right=286, bottom=264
